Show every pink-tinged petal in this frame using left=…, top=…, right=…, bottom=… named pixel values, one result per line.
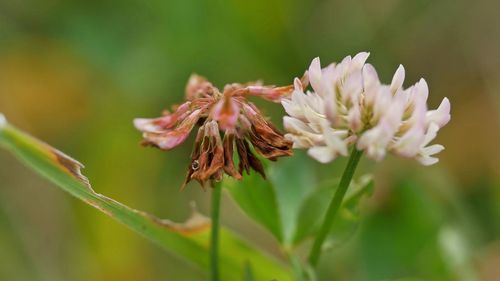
left=243, top=84, right=294, bottom=102
left=282, top=90, right=309, bottom=121
left=348, top=104, right=362, bottom=132
left=342, top=71, right=363, bottom=103
left=362, top=63, right=380, bottom=105
left=185, top=74, right=215, bottom=100
left=426, top=97, right=451, bottom=128
left=281, top=99, right=301, bottom=117
left=422, top=122, right=440, bottom=147
left=308, top=57, right=323, bottom=94
left=359, top=90, right=406, bottom=161
left=417, top=78, right=429, bottom=101
left=134, top=102, right=191, bottom=133
left=350, top=52, right=370, bottom=72
left=392, top=127, right=426, bottom=157
left=283, top=116, right=324, bottom=144
left=305, top=92, right=325, bottom=115
left=211, top=95, right=241, bottom=131
left=338, top=55, right=352, bottom=74
left=357, top=127, right=388, bottom=161
left=390, top=65, right=405, bottom=94
left=293, top=77, right=303, bottom=91
left=142, top=109, right=203, bottom=150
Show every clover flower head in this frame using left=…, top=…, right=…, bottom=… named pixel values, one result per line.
left=282, top=53, right=451, bottom=165
left=134, top=75, right=294, bottom=188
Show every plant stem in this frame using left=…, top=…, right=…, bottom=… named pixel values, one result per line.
left=210, top=182, right=223, bottom=281
left=308, top=148, right=363, bottom=267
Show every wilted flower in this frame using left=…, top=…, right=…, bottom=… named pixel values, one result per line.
left=282, top=53, right=451, bottom=165
left=134, top=75, right=293, bottom=187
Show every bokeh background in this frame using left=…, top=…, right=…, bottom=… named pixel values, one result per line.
left=1, top=0, right=499, bottom=280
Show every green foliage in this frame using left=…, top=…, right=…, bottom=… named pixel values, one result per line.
left=359, top=179, right=448, bottom=280
left=225, top=152, right=317, bottom=248
left=225, top=151, right=374, bottom=258
left=0, top=121, right=292, bottom=281
left=224, top=169, right=283, bottom=242
left=294, top=175, right=374, bottom=246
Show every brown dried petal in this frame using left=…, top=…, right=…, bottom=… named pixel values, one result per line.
left=240, top=84, right=295, bottom=103
left=242, top=103, right=293, bottom=159
left=134, top=101, right=191, bottom=133
left=141, top=109, right=203, bottom=150
left=190, top=121, right=225, bottom=186
left=185, top=74, right=216, bottom=100
left=222, top=131, right=242, bottom=180
left=236, top=137, right=266, bottom=179
left=183, top=126, right=205, bottom=188
left=211, top=95, right=241, bottom=131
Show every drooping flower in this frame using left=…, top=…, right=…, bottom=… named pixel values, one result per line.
left=134, top=75, right=294, bottom=187
left=282, top=53, right=451, bottom=165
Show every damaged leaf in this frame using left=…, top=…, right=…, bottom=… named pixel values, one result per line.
left=0, top=117, right=292, bottom=281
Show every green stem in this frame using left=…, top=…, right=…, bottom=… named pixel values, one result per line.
left=210, top=182, right=222, bottom=281
left=308, top=148, right=363, bottom=267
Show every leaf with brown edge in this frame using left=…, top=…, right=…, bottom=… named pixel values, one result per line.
left=0, top=115, right=292, bottom=281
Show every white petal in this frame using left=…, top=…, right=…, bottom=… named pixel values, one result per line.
left=357, top=128, right=387, bottom=161
left=305, top=91, right=325, bottom=114
left=282, top=98, right=304, bottom=120
left=417, top=78, right=429, bottom=101
left=283, top=116, right=313, bottom=134
left=362, top=63, right=380, bottom=105
left=417, top=155, right=439, bottom=166
left=303, top=105, right=325, bottom=127
left=322, top=127, right=349, bottom=156
left=308, top=146, right=338, bottom=163
left=392, top=128, right=425, bottom=157
left=342, top=71, right=363, bottom=103
left=348, top=104, right=362, bottom=132
left=293, top=77, right=303, bottom=91
left=422, top=122, right=440, bottom=147
left=285, top=134, right=315, bottom=149
left=426, top=97, right=451, bottom=128
left=308, top=57, right=323, bottom=93
left=390, top=64, right=405, bottom=94
left=421, top=144, right=444, bottom=156
left=351, top=52, right=370, bottom=72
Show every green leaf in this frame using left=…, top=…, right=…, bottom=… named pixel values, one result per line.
left=0, top=116, right=292, bottom=281
left=243, top=262, right=256, bottom=281
left=268, top=154, right=317, bottom=245
left=225, top=152, right=316, bottom=247
left=225, top=173, right=283, bottom=242
left=293, top=175, right=374, bottom=245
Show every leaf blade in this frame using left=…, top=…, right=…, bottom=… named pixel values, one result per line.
left=0, top=121, right=292, bottom=281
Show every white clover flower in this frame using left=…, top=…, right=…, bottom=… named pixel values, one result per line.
left=282, top=53, right=451, bottom=165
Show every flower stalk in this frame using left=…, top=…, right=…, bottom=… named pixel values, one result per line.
left=308, top=148, right=363, bottom=267
left=210, top=182, right=223, bottom=281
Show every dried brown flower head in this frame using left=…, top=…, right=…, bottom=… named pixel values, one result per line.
left=134, top=75, right=294, bottom=188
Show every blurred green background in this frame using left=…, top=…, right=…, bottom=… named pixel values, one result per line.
left=0, top=0, right=499, bottom=280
